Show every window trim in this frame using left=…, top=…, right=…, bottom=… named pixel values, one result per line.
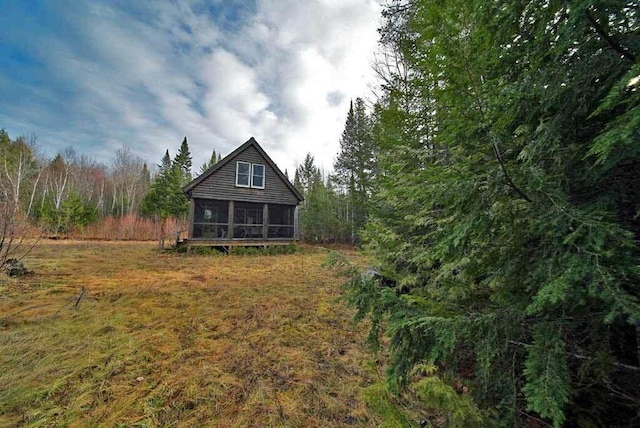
left=235, top=161, right=265, bottom=189
left=235, top=161, right=251, bottom=188
left=251, top=163, right=265, bottom=189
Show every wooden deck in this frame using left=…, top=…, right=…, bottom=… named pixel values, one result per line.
left=179, top=238, right=295, bottom=254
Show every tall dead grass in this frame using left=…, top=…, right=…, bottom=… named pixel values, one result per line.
left=71, top=215, right=187, bottom=241
left=0, top=241, right=381, bottom=426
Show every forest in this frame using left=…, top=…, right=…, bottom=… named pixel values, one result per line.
left=2, top=0, right=640, bottom=426
left=333, top=0, right=639, bottom=426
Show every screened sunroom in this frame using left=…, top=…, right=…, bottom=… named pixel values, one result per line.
left=191, top=199, right=296, bottom=240
left=182, top=137, right=303, bottom=249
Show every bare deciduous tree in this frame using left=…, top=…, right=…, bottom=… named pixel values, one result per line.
left=0, top=136, right=42, bottom=272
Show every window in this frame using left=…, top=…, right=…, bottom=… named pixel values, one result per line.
left=236, top=161, right=250, bottom=187
left=252, top=164, right=265, bottom=189
left=235, top=161, right=265, bottom=189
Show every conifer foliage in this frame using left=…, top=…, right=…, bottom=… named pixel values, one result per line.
left=142, top=140, right=191, bottom=222
left=294, top=154, right=348, bottom=242
left=174, top=137, right=193, bottom=184
left=334, top=98, right=376, bottom=244
left=343, top=1, right=640, bottom=426
left=198, top=148, right=222, bottom=175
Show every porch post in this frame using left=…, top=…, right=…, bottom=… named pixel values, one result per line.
left=263, top=203, right=269, bottom=239
left=228, top=200, right=234, bottom=239
left=188, top=198, right=195, bottom=239
left=294, top=205, right=300, bottom=240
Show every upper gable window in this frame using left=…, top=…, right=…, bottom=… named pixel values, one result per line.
left=252, top=164, right=265, bottom=189
left=236, top=161, right=265, bottom=189
left=236, top=161, right=251, bottom=187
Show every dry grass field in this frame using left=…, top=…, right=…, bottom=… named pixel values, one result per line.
left=0, top=241, right=388, bottom=427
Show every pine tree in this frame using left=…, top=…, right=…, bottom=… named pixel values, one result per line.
left=294, top=154, right=342, bottom=242
left=335, top=101, right=357, bottom=185
left=339, top=1, right=640, bottom=426
left=141, top=163, right=151, bottom=186
left=198, top=148, right=220, bottom=175
left=334, top=98, right=376, bottom=244
left=161, top=150, right=171, bottom=172
left=295, top=153, right=320, bottom=197
left=293, top=169, right=302, bottom=193
left=142, top=146, right=189, bottom=223
left=174, top=137, right=192, bottom=184
left=0, top=129, right=11, bottom=150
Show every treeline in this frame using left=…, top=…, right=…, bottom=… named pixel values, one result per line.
left=0, top=120, right=375, bottom=245
left=338, top=0, right=640, bottom=427
left=0, top=130, right=150, bottom=236
left=0, top=120, right=376, bottom=244
left=0, top=130, right=221, bottom=239
left=294, top=98, right=377, bottom=244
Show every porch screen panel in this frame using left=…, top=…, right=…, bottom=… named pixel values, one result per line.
left=193, top=199, right=229, bottom=238
left=234, top=202, right=263, bottom=239
left=268, top=204, right=294, bottom=239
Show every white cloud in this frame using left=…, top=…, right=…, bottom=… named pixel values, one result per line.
left=0, top=0, right=382, bottom=176
left=231, top=0, right=381, bottom=173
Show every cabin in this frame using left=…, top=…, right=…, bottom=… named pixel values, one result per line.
left=181, top=137, right=303, bottom=252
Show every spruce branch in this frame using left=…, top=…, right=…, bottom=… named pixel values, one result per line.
left=462, top=51, right=533, bottom=204
left=509, top=340, right=640, bottom=372
left=585, top=9, right=636, bottom=63
left=492, top=140, right=532, bottom=203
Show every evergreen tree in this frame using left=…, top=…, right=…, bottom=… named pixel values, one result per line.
left=293, top=168, right=302, bottom=193
left=0, top=129, right=11, bottom=150
left=161, top=150, right=171, bottom=172
left=339, top=1, right=640, bottom=426
left=294, top=154, right=343, bottom=242
left=334, top=98, right=376, bottom=244
left=295, top=153, right=321, bottom=197
left=142, top=146, right=189, bottom=222
left=141, top=163, right=151, bottom=187
left=58, top=191, right=97, bottom=233
left=198, top=148, right=220, bottom=175
left=174, top=137, right=192, bottom=184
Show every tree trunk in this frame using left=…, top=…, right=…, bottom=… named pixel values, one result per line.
left=158, top=217, right=166, bottom=250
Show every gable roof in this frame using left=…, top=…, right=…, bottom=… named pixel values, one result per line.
left=183, top=137, right=303, bottom=202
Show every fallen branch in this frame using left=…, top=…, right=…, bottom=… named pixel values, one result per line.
left=74, top=287, right=86, bottom=310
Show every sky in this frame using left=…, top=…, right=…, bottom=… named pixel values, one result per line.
left=0, top=0, right=381, bottom=176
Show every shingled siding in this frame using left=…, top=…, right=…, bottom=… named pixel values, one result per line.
left=189, top=145, right=299, bottom=205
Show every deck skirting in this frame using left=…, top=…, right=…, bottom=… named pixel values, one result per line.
left=180, top=238, right=295, bottom=254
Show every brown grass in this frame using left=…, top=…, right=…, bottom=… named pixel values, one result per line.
left=69, top=215, right=187, bottom=241
left=0, top=241, right=381, bottom=427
